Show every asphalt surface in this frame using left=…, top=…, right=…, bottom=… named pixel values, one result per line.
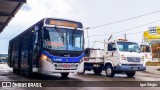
left=0, top=64, right=160, bottom=90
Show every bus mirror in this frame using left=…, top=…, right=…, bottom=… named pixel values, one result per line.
left=61, top=36, right=64, bottom=43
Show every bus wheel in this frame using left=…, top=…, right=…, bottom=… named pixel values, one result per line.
left=93, top=68, right=102, bottom=74
left=13, top=68, right=19, bottom=74
left=13, top=68, right=16, bottom=74
left=61, top=73, right=69, bottom=78
left=126, top=71, right=136, bottom=77
left=105, top=65, right=115, bottom=77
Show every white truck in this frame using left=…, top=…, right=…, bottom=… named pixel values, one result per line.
left=140, top=44, right=152, bottom=65
left=78, top=39, right=146, bottom=77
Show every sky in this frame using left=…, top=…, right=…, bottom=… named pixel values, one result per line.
left=1, top=0, right=160, bottom=54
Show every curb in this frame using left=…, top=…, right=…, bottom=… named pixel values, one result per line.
left=145, top=66, right=160, bottom=75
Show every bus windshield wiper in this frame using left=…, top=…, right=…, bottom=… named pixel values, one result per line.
left=55, top=27, right=63, bottom=38
left=54, top=27, right=65, bottom=43
left=72, top=29, right=76, bottom=46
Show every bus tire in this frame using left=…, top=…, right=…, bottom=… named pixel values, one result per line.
left=105, top=65, right=115, bottom=77
left=13, top=68, right=16, bottom=74
left=126, top=71, right=136, bottom=77
left=61, top=73, right=69, bottom=78
left=93, top=68, right=102, bottom=74
left=13, top=68, right=19, bottom=74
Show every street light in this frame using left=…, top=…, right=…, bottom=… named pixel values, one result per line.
left=86, top=27, right=90, bottom=48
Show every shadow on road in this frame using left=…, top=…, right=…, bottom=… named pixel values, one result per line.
left=0, top=70, right=80, bottom=81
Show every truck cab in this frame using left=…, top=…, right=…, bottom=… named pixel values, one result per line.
left=104, top=39, right=146, bottom=77
left=140, top=44, right=152, bottom=65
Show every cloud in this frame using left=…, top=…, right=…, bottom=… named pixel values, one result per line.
left=1, top=0, right=160, bottom=54
left=21, top=4, right=32, bottom=11
left=38, top=0, right=72, bottom=17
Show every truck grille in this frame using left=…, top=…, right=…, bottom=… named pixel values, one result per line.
left=127, top=57, right=140, bottom=62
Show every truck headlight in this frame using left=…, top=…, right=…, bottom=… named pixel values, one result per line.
left=122, top=57, right=126, bottom=60
left=121, top=55, right=126, bottom=60
left=141, top=56, right=144, bottom=61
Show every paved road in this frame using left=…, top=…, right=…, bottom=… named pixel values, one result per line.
left=0, top=64, right=159, bottom=90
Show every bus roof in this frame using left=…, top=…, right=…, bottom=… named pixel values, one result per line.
left=10, top=18, right=83, bottom=42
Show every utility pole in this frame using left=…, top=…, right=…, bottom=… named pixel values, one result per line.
left=86, top=27, right=90, bottom=48
left=124, top=33, right=126, bottom=39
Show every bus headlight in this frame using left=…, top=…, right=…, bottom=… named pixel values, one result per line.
left=47, top=58, right=52, bottom=63
left=42, top=54, right=53, bottom=63
left=42, top=54, right=48, bottom=60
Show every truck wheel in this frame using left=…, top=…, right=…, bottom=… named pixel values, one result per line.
left=93, top=68, right=102, bottom=74
left=126, top=71, right=136, bottom=77
left=105, top=65, right=115, bottom=77
left=61, top=73, right=69, bottom=78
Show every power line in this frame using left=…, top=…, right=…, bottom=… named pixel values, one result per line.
left=114, top=31, right=143, bottom=38
left=127, top=31, right=143, bottom=35
left=87, top=19, right=160, bottom=38
left=86, top=31, right=146, bottom=46
left=85, top=9, right=160, bottom=30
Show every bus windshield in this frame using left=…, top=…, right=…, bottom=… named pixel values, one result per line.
left=43, top=27, right=84, bottom=51
left=117, top=42, right=141, bottom=52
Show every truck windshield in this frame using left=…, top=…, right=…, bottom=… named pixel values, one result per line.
left=117, top=42, right=141, bottom=52
left=43, top=27, right=84, bottom=51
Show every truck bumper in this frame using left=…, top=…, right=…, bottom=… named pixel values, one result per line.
left=84, top=63, right=104, bottom=70
left=114, top=65, right=146, bottom=71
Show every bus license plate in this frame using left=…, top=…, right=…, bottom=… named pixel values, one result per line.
left=63, top=64, right=71, bottom=68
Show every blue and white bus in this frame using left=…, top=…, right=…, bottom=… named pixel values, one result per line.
left=8, top=18, right=84, bottom=77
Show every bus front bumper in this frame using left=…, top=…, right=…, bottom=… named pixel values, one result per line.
left=52, top=63, right=79, bottom=73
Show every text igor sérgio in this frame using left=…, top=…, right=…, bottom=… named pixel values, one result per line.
left=140, top=82, right=157, bottom=87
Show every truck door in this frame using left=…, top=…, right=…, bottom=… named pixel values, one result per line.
left=106, top=43, right=119, bottom=65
